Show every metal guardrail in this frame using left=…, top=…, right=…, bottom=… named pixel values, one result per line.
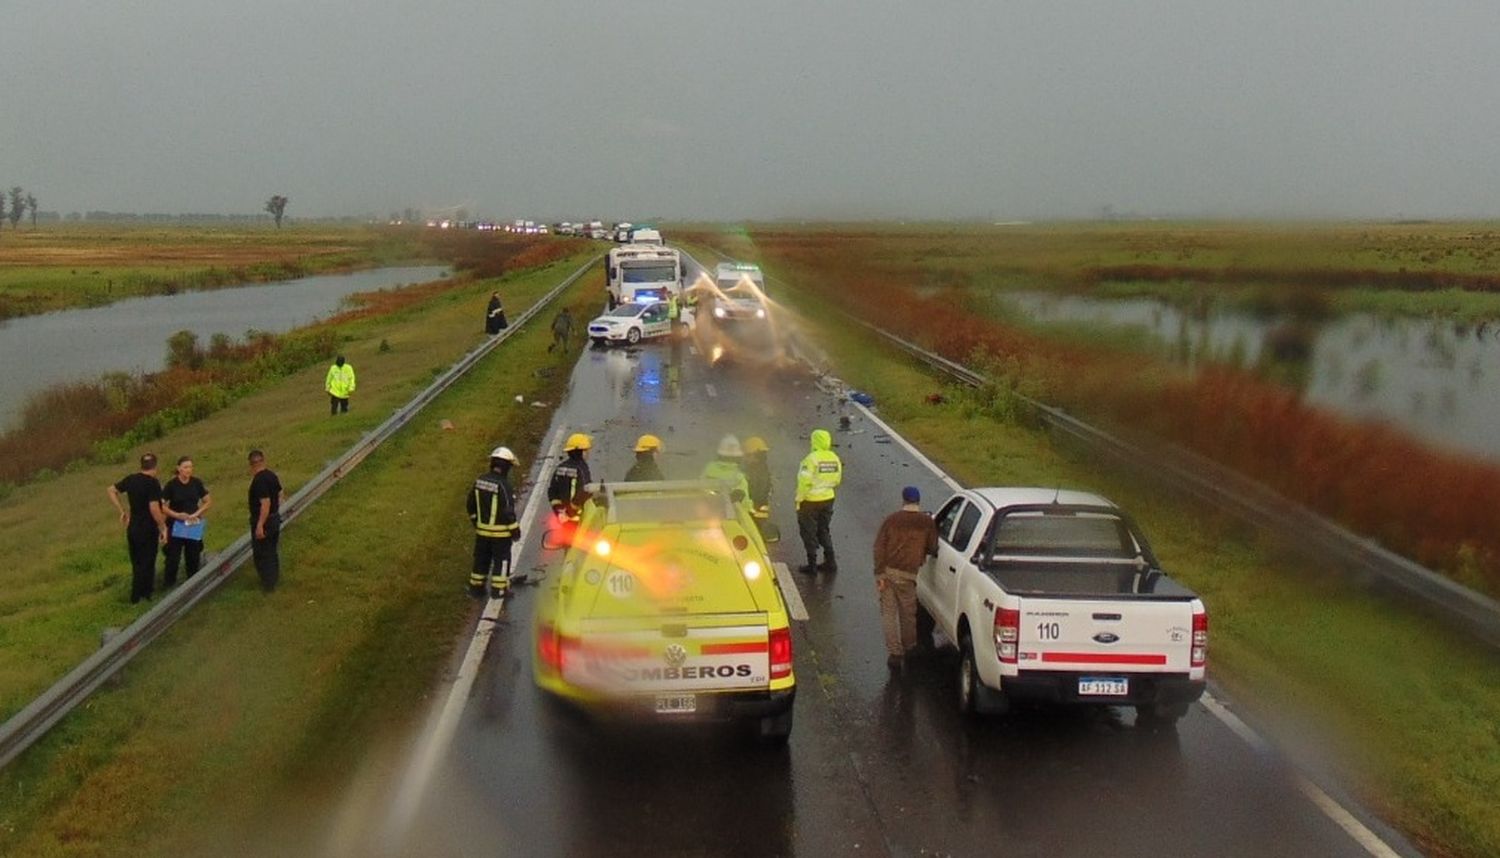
left=0, top=255, right=600, bottom=770
left=683, top=245, right=1500, bottom=651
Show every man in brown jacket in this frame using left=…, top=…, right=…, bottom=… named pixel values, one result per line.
left=873, top=486, right=939, bottom=669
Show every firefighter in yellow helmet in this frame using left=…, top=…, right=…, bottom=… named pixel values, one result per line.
left=548, top=433, right=593, bottom=522
left=625, top=434, right=664, bottom=481
left=468, top=446, right=520, bottom=597
left=743, top=436, right=772, bottom=523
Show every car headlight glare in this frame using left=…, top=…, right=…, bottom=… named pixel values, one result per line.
left=713, top=306, right=726, bottom=318
left=743, top=560, right=762, bottom=580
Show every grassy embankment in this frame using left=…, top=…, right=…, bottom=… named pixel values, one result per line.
left=0, top=249, right=604, bottom=857
left=0, top=224, right=427, bottom=319
left=687, top=228, right=1500, bottom=602
left=683, top=236, right=1500, bottom=858
left=0, top=242, right=594, bottom=723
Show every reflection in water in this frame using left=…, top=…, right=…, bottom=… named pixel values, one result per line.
left=1000, top=291, right=1500, bottom=460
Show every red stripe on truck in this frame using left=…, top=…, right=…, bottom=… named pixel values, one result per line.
left=1040, top=652, right=1167, bottom=665
left=701, top=642, right=766, bottom=655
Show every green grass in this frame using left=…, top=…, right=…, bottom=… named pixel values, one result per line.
left=0, top=224, right=426, bottom=318
left=0, top=255, right=603, bottom=857
left=0, top=249, right=597, bottom=725
left=686, top=239, right=1500, bottom=858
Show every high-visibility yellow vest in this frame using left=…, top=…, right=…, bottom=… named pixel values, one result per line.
left=326, top=363, right=356, bottom=398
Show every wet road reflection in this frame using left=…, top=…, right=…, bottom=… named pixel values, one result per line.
left=391, top=303, right=1380, bottom=858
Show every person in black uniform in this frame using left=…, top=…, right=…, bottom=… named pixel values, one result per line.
left=161, top=455, right=212, bottom=587
left=468, top=446, right=521, bottom=597
left=548, top=433, right=593, bottom=522
left=743, top=436, right=773, bottom=524
left=485, top=292, right=508, bottom=335
left=247, top=449, right=285, bottom=593
left=624, top=434, right=664, bottom=481
left=106, top=452, right=167, bottom=603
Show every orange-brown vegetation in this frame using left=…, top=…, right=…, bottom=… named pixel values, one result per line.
left=695, top=229, right=1500, bottom=597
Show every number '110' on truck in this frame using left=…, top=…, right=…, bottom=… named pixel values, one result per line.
left=917, top=488, right=1207, bottom=726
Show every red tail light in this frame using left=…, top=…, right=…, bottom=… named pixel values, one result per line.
left=994, top=608, right=1020, bottom=664
left=769, top=627, right=793, bottom=679
left=537, top=627, right=564, bottom=675
left=1191, top=611, right=1208, bottom=668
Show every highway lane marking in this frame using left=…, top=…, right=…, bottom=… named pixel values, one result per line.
left=851, top=401, right=1407, bottom=858
left=848, top=401, right=963, bottom=493
left=773, top=562, right=810, bottom=621
left=384, top=424, right=567, bottom=844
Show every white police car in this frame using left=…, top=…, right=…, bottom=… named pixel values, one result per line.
left=588, top=301, right=674, bottom=346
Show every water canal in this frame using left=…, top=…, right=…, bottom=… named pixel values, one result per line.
left=999, top=291, right=1500, bottom=461
left=0, top=265, right=449, bottom=429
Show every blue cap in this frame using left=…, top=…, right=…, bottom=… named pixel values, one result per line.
left=902, top=486, right=921, bottom=503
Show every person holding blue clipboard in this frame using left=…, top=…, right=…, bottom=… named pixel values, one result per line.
left=162, top=455, right=212, bottom=588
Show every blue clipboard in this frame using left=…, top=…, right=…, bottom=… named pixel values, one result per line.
left=171, top=519, right=206, bottom=541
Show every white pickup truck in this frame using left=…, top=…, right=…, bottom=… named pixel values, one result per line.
left=917, top=488, right=1207, bottom=726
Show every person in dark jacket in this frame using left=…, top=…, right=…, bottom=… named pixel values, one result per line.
left=624, top=434, right=664, bottom=481
left=247, top=449, right=285, bottom=593
left=468, top=446, right=520, bottom=596
left=485, top=292, right=508, bottom=334
left=872, top=486, right=939, bottom=669
left=743, top=436, right=772, bottom=524
left=548, top=433, right=593, bottom=521
left=160, top=455, right=212, bottom=587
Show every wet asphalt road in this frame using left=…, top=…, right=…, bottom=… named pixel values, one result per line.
left=393, top=301, right=1388, bottom=858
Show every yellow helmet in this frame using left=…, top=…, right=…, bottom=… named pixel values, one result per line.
left=634, top=434, right=663, bottom=453
left=564, top=433, right=592, bottom=452
left=743, top=436, right=769, bottom=454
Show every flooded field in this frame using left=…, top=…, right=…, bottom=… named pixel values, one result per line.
left=0, top=265, right=448, bottom=429
left=1001, top=291, right=1500, bottom=461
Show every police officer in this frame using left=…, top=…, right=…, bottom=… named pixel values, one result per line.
left=703, top=435, right=751, bottom=510
left=468, top=446, right=520, bottom=597
left=743, top=436, right=772, bottom=523
left=625, top=434, right=665, bottom=481
left=548, top=433, right=593, bottom=521
left=795, top=428, right=843, bottom=574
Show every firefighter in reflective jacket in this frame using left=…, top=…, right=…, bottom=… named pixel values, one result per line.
left=469, top=446, right=520, bottom=597
left=548, top=433, right=593, bottom=522
left=625, top=434, right=664, bottom=481
left=795, top=428, right=843, bottom=574
left=702, top=435, right=752, bottom=513
left=743, top=436, right=772, bottom=523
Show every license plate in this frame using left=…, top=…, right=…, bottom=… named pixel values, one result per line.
left=654, top=694, right=697, bottom=714
left=1078, top=677, right=1129, bottom=697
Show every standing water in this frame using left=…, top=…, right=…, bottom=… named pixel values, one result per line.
left=0, top=265, right=448, bottom=429
left=1000, top=291, right=1500, bottom=462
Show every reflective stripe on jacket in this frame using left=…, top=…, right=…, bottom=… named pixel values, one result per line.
left=795, top=429, right=842, bottom=504
left=325, top=363, right=356, bottom=398
left=468, top=471, right=518, bottom=538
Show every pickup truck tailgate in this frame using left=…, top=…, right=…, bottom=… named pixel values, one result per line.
left=1018, top=598, right=1195, bottom=673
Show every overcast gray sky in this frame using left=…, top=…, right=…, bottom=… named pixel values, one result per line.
left=4, top=1, right=1498, bottom=220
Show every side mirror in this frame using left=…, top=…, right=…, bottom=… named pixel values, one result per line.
left=760, top=522, right=781, bottom=544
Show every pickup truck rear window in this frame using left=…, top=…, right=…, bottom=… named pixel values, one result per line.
left=990, top=513, right=1135, bottom=558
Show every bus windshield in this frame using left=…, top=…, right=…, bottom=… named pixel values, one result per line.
left=622, top=264, right=676, bottom=283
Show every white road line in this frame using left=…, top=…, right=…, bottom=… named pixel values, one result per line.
left=773, top=562, right=810, bottom=621
left=849, top=401, right=963, bottom=493
left=384, top=424, right=567, bottom=843
left=705, top=382, right=718, bottom=398
left=848, top=400, right=1405, bottom=858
